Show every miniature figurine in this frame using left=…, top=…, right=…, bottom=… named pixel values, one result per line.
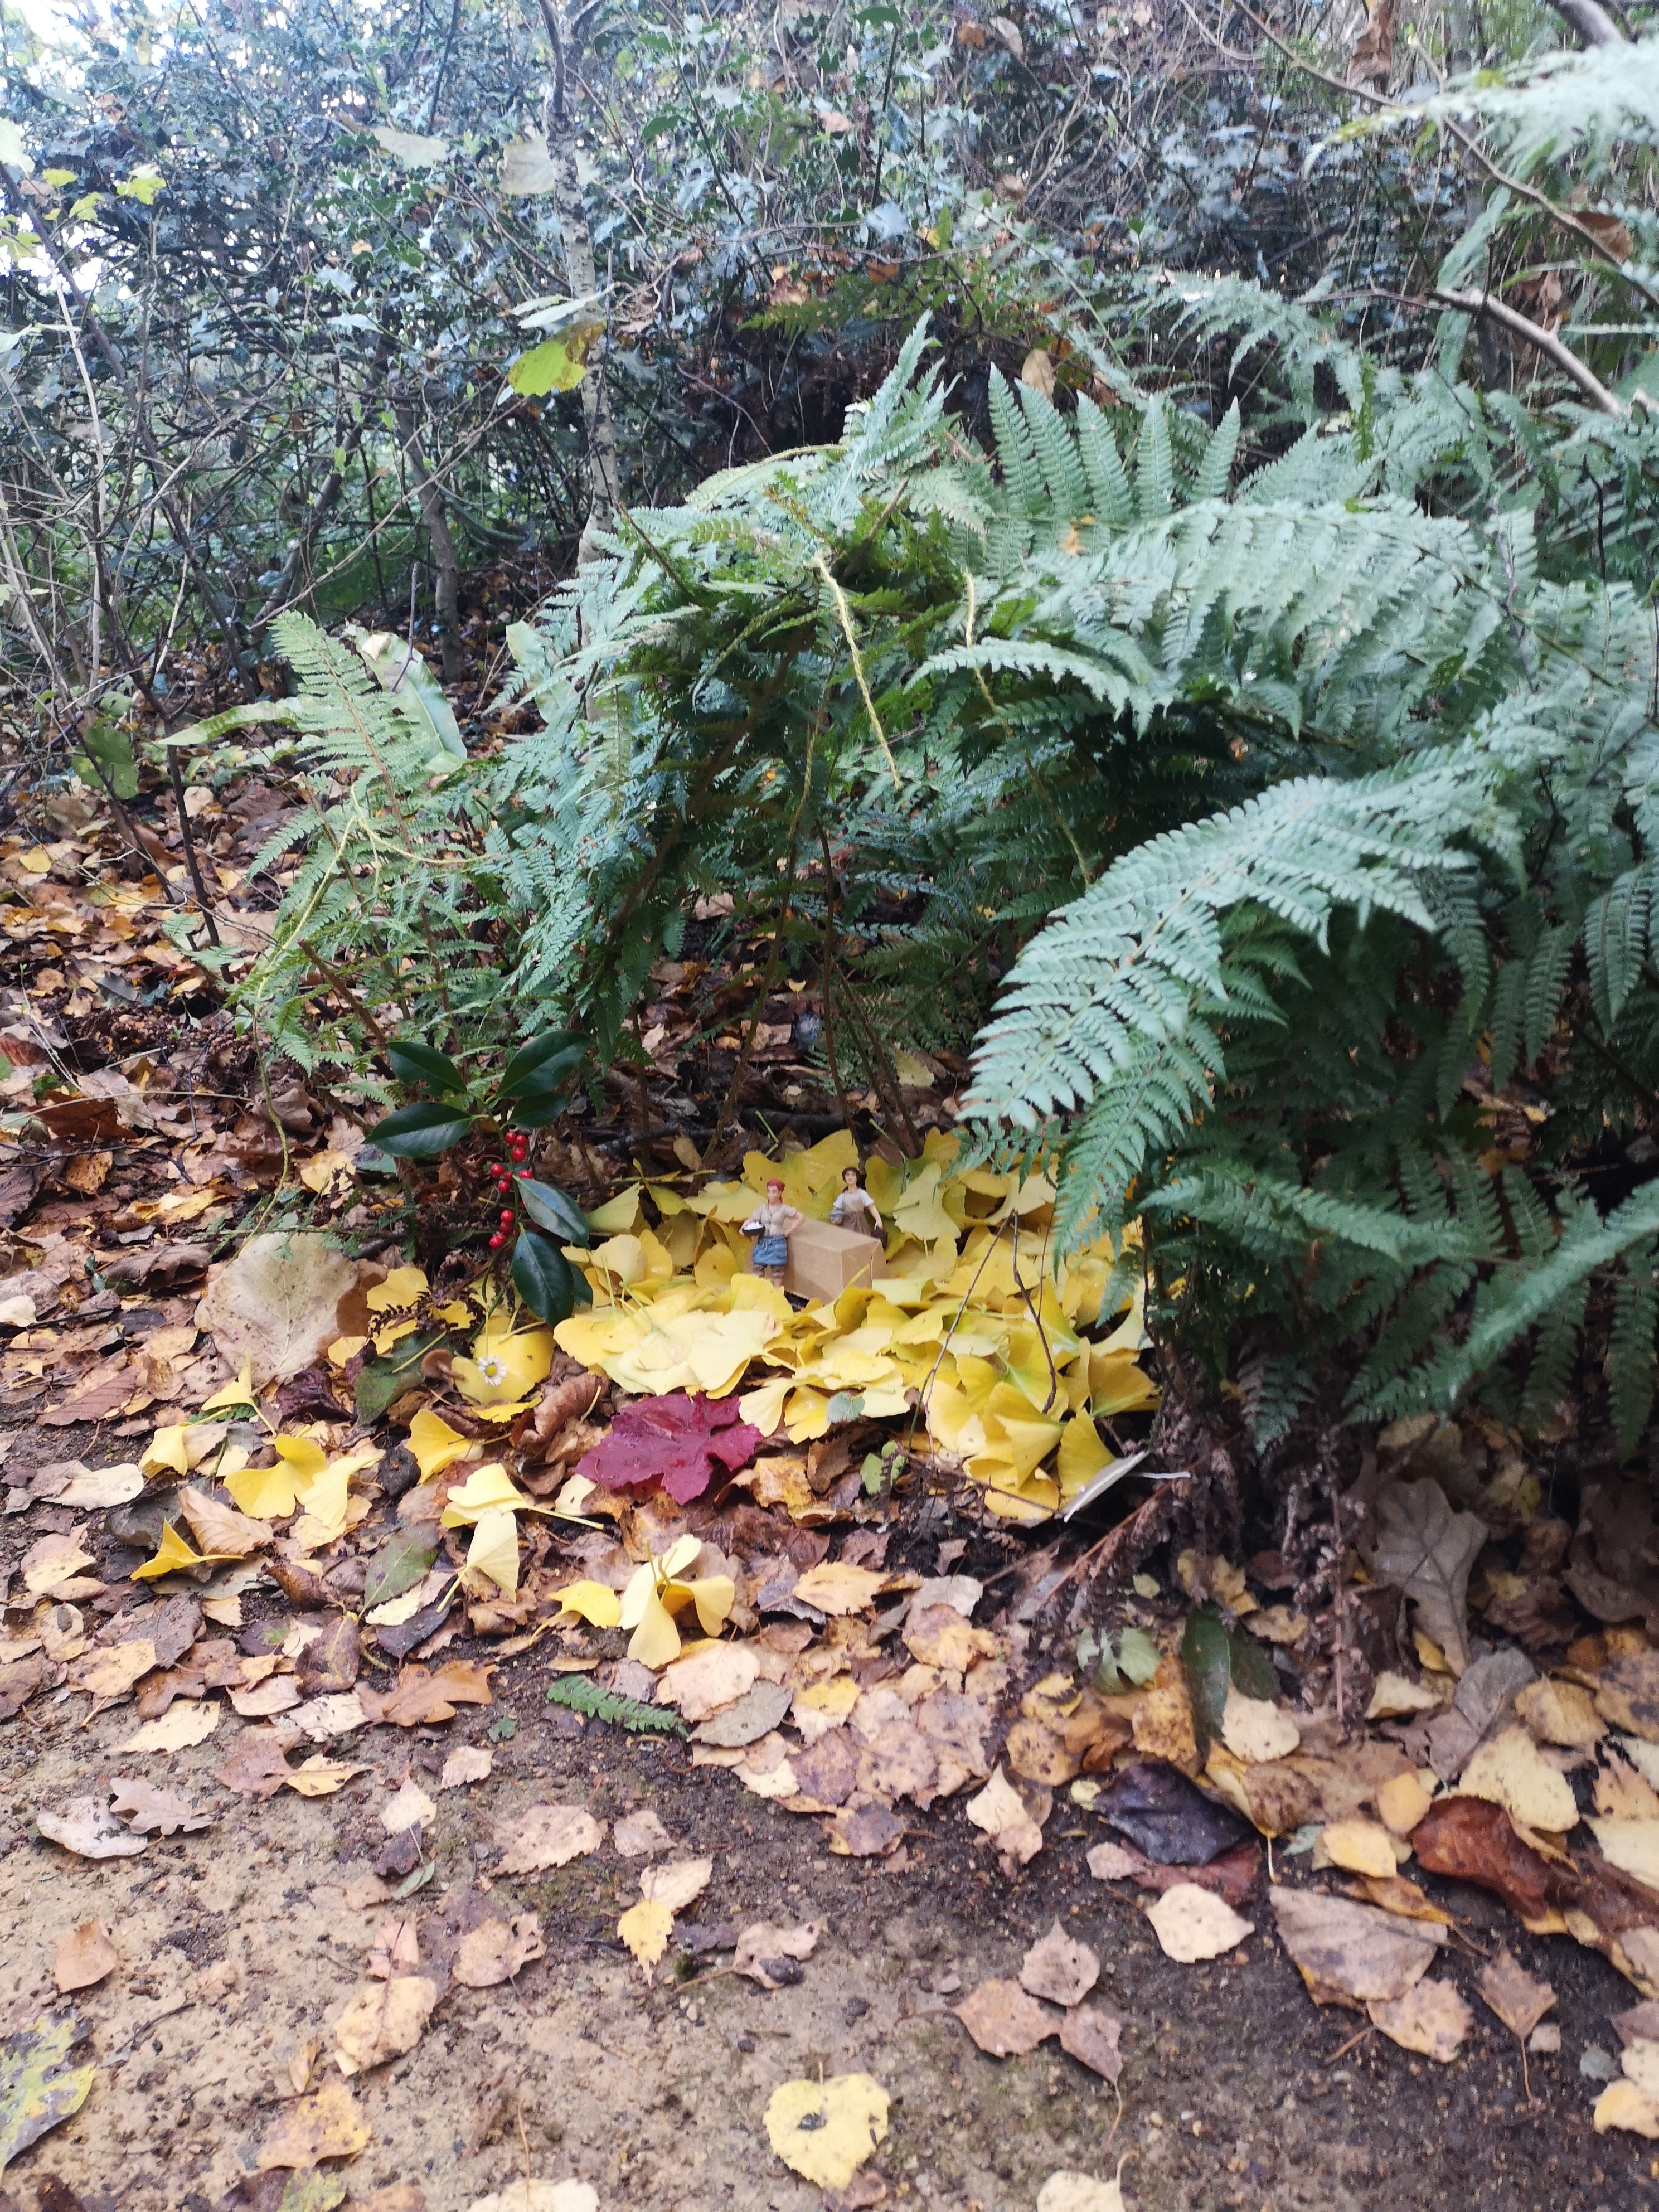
left=743, top=1177, right=804, bottom=1286
left=829, top=1163, right=883, bottom=1237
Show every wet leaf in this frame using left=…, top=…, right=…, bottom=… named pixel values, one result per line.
left=0, top=2015, right=95, bottom=2171
left=1096, top=1759, right=1249, bottom=1866
left=764, top=2075, right=889, bottom=2190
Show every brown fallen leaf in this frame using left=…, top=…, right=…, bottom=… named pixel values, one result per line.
left=452, top=1913, right=545, bottom=1989
left=733, top=1919, right=822, bottom=1988
left=333, top=1975, right=438, bottom=2074
left=954, top=1978, right=1058, bottom=2057
left=1019, top=1920, right=1099, bottom=2007
left=1056, top=2004, right=1122, bottom=2081
left=1005, top=1719, right=1080, bottom=1787
left=1270, top=1885, right=1443, bottom=2006
left=439, top=1744, right=492, bottom=1791
left=53, top=1919, right=117, bottom=1992
left=258, top=2077, right=373, bottom=2167
left=1359, top=1478, right=1487, bottom=1675
left=1146, top=1884, right=1252, bottom=1962
left=1367, top=1977, right=1473, bottom=2061
left=109, top=1778, right=215, bottom=1836
left=965, top=1766, right=1043, bottom=1865
left=613, top=1808, right=672, bottom=1856
left=1347, top=1874, right=1452, bottom=1926
left=36, top=1797, right=148, bottom=1860
left=1085, top=1840, right=1140, bottom=1881
left=179, top=1483, right=272, bottom=1558
left=201, top=1231, right=358, bottom=1389
left=1595, top=1651, right=1659, bottom=1744
left=217, top=1734, right=299, bottom=1799
left=827, top=1804, right=906, bottom=1857
left=497, top=1804, right=604, bottom=1874
left=359, top=1658, right=495, bottom=1726
left=1478, top=1948, right=1555, bottom=2040
left=367, top=1915, right=421, bottom=1980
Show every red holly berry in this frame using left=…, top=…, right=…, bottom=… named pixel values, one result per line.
left=488, top=1231, right=505, bottom=1249
left=499, top=1208, right=515, bottom=1226
left=516, top=1167, right=531, bottom=1179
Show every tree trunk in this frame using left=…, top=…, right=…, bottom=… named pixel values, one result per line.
left=1544, top=0, right=1625, bottom=44
left=394, top=398, right=463, bottom=681
left=537, top=0, right=622, bottom=560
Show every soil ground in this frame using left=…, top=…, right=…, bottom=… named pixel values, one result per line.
left=3, top=1442, right=1656, bottom=2212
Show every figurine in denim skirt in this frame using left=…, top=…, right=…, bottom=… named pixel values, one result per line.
left=743, top=1176, right=804, bottom=1286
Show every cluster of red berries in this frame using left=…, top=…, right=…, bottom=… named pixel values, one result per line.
left=486, top=1129, right=532, bottom=1248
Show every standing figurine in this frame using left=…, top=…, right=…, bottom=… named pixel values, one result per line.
left=743, top=1177, right=804, bottom=1286
left=830, top=1163, right=883, bottom=1237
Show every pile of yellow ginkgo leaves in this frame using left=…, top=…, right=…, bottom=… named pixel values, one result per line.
left=552, top=1128, right=1160, bottom=1525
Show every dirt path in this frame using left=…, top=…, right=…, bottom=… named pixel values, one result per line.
left=1, top=1634, right=1646, bottom=2212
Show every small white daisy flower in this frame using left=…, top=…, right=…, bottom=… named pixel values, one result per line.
left=478, top=1354, right=510, bottom=1388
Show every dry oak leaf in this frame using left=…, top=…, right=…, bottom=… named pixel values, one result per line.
left=333, top=1975, right=438, bottom=2074
left=200, top=1231, right=358, bottom=1389
left=217, top=1734, right=301, bottom=1799
left=452, top=1913, right=545, bottom=1989
left=1478, top=1948, right=1555, bottom=2040
left=1359, top=1478, right=1487, bottom=1675
left=497, top=1804, right=603, bottom=1874
left=966, top=1766, right=1044, bottom=1865
left=657, top=1641, right=758, bottom=1724
left=1270, top=1885, right=1444, bottom=2006
left=360, top=1658, right=495, bottom=1726
left=257, top=2077, right=373, bottom=2167
left=66, top=1639, right=156, bottom=1710
left=109, top=1778, right=213, bottom=1835
left=1459, top=1725, right=1579, bottom=1835
left=733, top=1919, right=822, bottom=1988
left=954, top=1978, right=1058, bottom=2057
left=1019, top=1920, right=1100, bottom=2007
left=1146, top=1883, right=1251, bottom=1962
left=36, top=1796, right=148, bottom=1860
left=639, top=1856, right=713, bottom=1913
left=618, top=1897, right=673, bottom=1976
left=1056, top=2005, right=1123, bottom=2083
left=764, top=2074, right=889, bottom=2191
left=52, top=1919, right=117, bottom=1993
left=1367, top=1977, right=1473, bottom=2062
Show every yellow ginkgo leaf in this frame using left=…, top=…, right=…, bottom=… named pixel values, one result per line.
left=586, top=1184, right=644, bottom=1235
left=327, top=1334, right=368, bottom=1366
left=409, top=1408, right=472, bottom=1481
left=294, top=1462, right=351, bottom=1541
left=140, top=1424, right=194, bottom=1478
left=433, top=1297, right=477, bottom=1326
left=1056, top=1413, right=1111, bottom=1498
left=764, top=2075, right=890, bottom=2189
left=440, top=1464, right=532, bottom=1527
left=274, top=1433, right=329, bottom=1482
left=226, top=1461, right=302, bottom=1520
left=463, top=1507, right=520, bottom=1598
left=618, top=1897, right=673, bottom=1977
left=366, top=1264, right=429, bottom=1312
left=626, top=1584, right=683, bottom=1670
left=551, top=1580, right=623, bottom=1628
left=132, top=1521, right=230, bottom=1582
left=371, top=1314, right=421, bottom=1355
left=452, top=1322, right=555, bottom=1406
left=198, top=1357, right=256, bottom=1413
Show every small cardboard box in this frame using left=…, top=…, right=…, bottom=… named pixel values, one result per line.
left=782, top=1217, right=884, bottom=1304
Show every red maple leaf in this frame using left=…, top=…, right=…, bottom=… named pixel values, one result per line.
left=583, top=1391, right=762, bottom=1503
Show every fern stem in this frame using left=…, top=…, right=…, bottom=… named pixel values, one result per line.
left=814, top=554, right=901, bottom=790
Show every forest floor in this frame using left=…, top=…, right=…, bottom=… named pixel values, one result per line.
left=7, top=777, right=1659, bottom=2212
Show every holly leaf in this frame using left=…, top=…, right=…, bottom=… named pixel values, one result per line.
left=365, top=1100, right=473, bottom=1158
left=386, top=1039, right=464, bottom=1093
left=518, top=1179, right=591, bottom=1245
left=511, top=1230, right=578, bottom=1323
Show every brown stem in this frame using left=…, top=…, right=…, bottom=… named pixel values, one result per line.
left=165, top=745, right=222, bottom=947
left=1543, top=0, right=1624, bottom=44
left=818, top=832, right=855, bottom=1133
left=1430, top=285, right=1627, bottom=416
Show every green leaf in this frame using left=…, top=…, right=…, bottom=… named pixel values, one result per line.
left=1226, top=1623, right=1277, bottom=1702
left=365, top=1100, right=473, bottom=1158
left=546, top=1673, right=687, bottom=1733
left=386, top=1039, right=464, bottom=1093
left=363, top=1528, right=438, bottom=1610
left=1115, top=1626, right=1161, bottom=1684
left=861, top=1452, right=884, bottom=1495
left=517, top=1178, right=590, bottom=1244
left=498, top=1029, right=581, bottom=1099
left=77, top=722, right=139, bottom=801
left=508, top=329, right=600, bottom=395
left=391, top=1860, right=436, bottom=1899
left=1180, top=1605, right=1230, bottom=1756
left=354, top=1327, right=445, bottom=1424
left=511, top=1229, right=577, bottom=1322
left=504, top=1091, right=573, bottom=1129
left=115, top=163, right=166, bottom=203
